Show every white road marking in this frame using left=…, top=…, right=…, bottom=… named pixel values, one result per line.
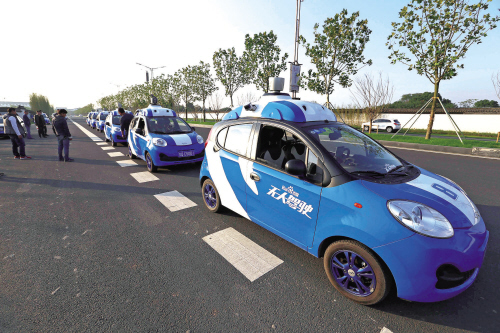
left=203, top=227, right=283, bottom=282
left=380, top=328, right=393, bottom=333
left=96, top=142, right=108, bottom=146
left=116, top=160, right=138, bottom=167
left=107, top=152, right=125, bottom=157
left=386, top=145, right=500, bottom=160
left=101, top=147, right=115, bottom=150
left=69, top=119, right=102, bottom=141
left=130, top=171, right=159, bottom=183
left=154, top=190, right=197, bottom=212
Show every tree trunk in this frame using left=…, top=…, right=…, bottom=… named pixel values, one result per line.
left=369, top=118, right=372, bottom=134
left=425, top=81, right=440, bottom=140
left=203, top=99, right=206, bottom=122
left=326, top=94, right=330, bottom=107
left=230, top=94, right=234, bottom=108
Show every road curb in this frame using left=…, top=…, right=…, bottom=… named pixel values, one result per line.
left=189, top=124, right=215, bottom=129
left=378, top=140, right=472, bottom=154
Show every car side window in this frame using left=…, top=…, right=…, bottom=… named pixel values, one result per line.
left=306, top=151, right=324, bottom=185
left=138, top=118, right=145, bottom=131
left=255, top=125, right=307, bottom=171
left=223, top=124, right=253, bottom=156
left=217, top=127, right=228, bottom=147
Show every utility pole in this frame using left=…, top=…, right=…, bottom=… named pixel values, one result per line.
left=290, top=0, right=303, bottom=99
left=136, top=63, right=166, bottom=82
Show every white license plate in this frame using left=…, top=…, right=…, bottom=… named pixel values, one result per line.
left=178, top=150, right=194, bottom=157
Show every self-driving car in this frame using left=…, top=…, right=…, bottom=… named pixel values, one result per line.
left=96, top=111, right=109, bottom=132
left=199, top=78, right=488, bottom=305
left=104, top=110, right=132, bottom=146
left=86, top=112, right=93, bottom=126
left=89, top=112, right=99, bottom=129
left=42, top=113, right=50, bottom=125
left=127, top=98, right=205, bottom=172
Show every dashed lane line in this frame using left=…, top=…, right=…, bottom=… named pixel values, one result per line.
left=154, top=190, right=197, bottom=212
left=130, top=171, right=159, bottom=183
left=101, top=147, right=115, bottom=150
left=380, top=328, right=393, bottom=333
left=69, top=119, right=102, bottom=141
left=203, top=227, right=283, bottom=282
left=116, top=160, right=138, bottom=167
left=107, top=152, right=125, bottom=157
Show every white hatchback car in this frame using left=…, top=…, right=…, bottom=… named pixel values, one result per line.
left=362, top=119, right=401, bottom=133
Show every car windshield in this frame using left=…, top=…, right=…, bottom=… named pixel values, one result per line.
left=92, top=114, right=98, bottom=119
left=146, top=117, right=192, bottom=134
left=99, top=113, right=108, bottom=120
left=112, top=116, right=121, bottom=125
left=307, top=124, right=403, bottom=175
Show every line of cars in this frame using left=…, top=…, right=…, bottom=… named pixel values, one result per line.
left=1, top=111, right=50, bottom=138
left=84, top=81, right=488, bottom=306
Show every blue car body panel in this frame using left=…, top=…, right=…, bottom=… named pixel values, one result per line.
left=200, top=93, right=489, bottom=303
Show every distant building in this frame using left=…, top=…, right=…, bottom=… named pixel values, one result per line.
left=0, top=101, right=30, bottom=108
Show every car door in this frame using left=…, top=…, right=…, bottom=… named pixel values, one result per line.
left=216, top=123, right=255, bottom=212
left=129, top=118, right=141, bottom=157
left=244, top=123, right=322, bottom=249
left=134, top=117, right=148, bottom=159
left=104, top=115, right=111, bottom=139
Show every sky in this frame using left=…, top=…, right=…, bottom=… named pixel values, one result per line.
left=1, top=0, right=499, bottom=109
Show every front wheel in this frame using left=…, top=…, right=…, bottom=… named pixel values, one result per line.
left=145, top=152, right=157, bottom=173
left=324, top=240, right=392, bottom=305
left=128, top=145, right=137, bottom=159
left=202, top=179, right=221, bottom=213
left=386, top=126, right=393, bottom=133
left=111, top=137, right=117, bottom=147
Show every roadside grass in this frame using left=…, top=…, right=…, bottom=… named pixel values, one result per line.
left=186, top=119, right=219, bottom=125
left=367, top=133, right=500, bottom=149
left=351, top=125, right=498, bottom=139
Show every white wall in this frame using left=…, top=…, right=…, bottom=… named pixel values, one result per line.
left=380, top=113, right=500, bottom=133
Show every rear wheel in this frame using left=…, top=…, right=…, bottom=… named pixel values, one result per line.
left=202, top=179, right=221, bottom=213
left=145, top=152, right=157, bottom=173
left=386, top=126, right=393, bottom=133
left=324, top=240, right=391, bottom=305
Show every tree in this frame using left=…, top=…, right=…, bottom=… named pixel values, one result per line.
left=208, top=93, right=224, bottom=121
left=75, top=103, right=94, bottom=115
left=493, top=71, right=500, bottom=100
left=474, top=99, right=499, bottom=107
left=213, top=47, right=248, bottom=107
left=299, top=10, right=372, bottom=105
left=387, top=0, right=499, bottom=139
left=243, top=31, right=288, bottom=93
left=350, top=72, right=394, bottom=133
left=389, top=92, right=456, bottom=108
left=236, top=91, right=257, bottom=106
left=193, top=61, right=218, bottom=122
left=29, top=93, right=55, bottom=116
left=458, top=99, right=479, bottom=108
left=173, top=66, right=198, bottom=120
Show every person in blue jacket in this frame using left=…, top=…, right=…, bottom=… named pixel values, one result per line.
left=53, top=109, right=73, bottom=162
left=22, top=109, right=33, bottom=139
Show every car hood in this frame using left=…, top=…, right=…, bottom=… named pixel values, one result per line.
left=149, top=131, right=198, bottom=146
left=361, top=168, right=476, bottom=229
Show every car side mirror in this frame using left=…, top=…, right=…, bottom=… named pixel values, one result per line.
left=105, top=122, right=110, bottom=126
left=135, top=128, right=143, bottom=135
left=191, top=126, right=196, bottom=131
left=285, top=159, right=307, bottom=177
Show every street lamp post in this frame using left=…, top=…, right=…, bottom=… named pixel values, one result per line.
left=290, top=0, right=304, bottom=99
left=136, top=63, right=166, bottom=83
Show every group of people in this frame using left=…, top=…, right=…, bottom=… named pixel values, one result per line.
left=2, top=107, right=73, bottom=163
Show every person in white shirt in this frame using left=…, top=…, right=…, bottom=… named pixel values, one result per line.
left=2, top=108, right=31, bottom=159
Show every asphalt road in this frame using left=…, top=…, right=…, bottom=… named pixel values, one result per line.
left=0, top=118, right=498, bottom=333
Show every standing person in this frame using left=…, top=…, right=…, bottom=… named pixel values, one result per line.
left=118, top=108, right=134, bottom=141
left=22, top=110, right=33, bottom=139
left=51, top=109, right=60, bottom=135
left=34, top=110, right=47, bottom=138
left=2, top=108, right=31, bottom=159
left=53, top=109, right=73, bottom=162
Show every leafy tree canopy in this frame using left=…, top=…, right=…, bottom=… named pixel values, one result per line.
left=388, top=92, right=456, bottom=109
left=474, top=99, right=499, bottom=107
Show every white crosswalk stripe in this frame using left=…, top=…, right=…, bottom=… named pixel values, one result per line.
left=116, top=160, right=138, bottom=167
left=130, top=171, right=159, bottom=183
left=107, top=152, right=125, bottom=157
left=154, top=190, right=197, bottom=212
left=101, top=147, right=115, bottom=150
left=96, top=142, right=108, bottom=145
left=380, top=328, right=393, bottom=333
left=203, top=227, right=283, bottom=282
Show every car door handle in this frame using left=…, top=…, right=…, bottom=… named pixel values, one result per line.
left=250, top=172, right=260, bottom=182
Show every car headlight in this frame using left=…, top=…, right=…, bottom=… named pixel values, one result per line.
left=387, top=200, right=454, bottom=238
left=197, top=135, right=204, bottom=144
left=112, top=127, right=120, bottom=132
left=152, top=138, right=167, bottom=147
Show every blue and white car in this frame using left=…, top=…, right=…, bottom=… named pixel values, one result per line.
left=89, top=112, right=98, bottom=129
left=104, top=110, right=132, bottom=146
left=127, top=103, right=205, bottom=172
left=96, top=111, right=109, bottom=132
left=86, top=112, right=93, bottom=126
left=199, top=79, right=489, bottom=305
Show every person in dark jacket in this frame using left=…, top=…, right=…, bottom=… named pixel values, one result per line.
left=53, top=109, right=73, bottom=162
left=34, top=110, right=47, bottom=138
left=51, top=109, right=60, bottom=135
left=119, top=107, right=134, bottom=141
left=2, top=108, right=31, bottom=159
left=22, top=110, right=33, bottom=139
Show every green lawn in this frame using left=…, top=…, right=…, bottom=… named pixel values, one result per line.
left=367, top=133, right=500, bottom=149
left=186, top=119, right=219, bottom=125
left=351, top=125, right=498, bottom=139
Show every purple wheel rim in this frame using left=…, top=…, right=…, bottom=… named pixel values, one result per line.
left=330, top=250, right=376, bottom=297
left=204, top=183, right=217, bottom=209
left=146, top=154, right=152, bottom=169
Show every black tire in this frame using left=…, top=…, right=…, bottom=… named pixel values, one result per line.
left=111, top=137, right=117, bottom=147
left=128, top=146, right=137, bottom=159
left=324, top=240, right=392, bottom=305
left=386, top=126, right=393, bottom=133
left=145, top=152, right=157, bottom=173
left=201, top=178, right=221, bottom=213
left=105, top=136, right=110, bottom=142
